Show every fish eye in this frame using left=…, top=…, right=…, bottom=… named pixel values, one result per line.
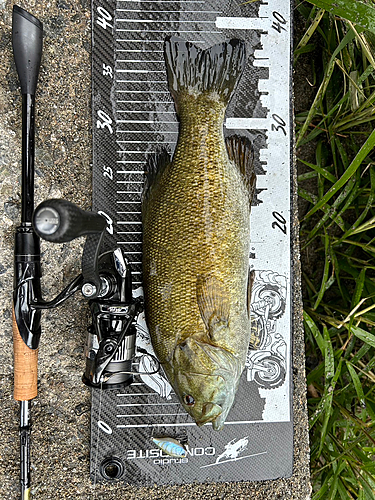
left=184, top=394, right=195, bottom=406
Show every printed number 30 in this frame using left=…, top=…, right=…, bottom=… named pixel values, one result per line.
left=271, top=114, right=287, bottom=136
left=97, top=110, right=113, bottom=134
left=272, top=211, right=287, bottom=234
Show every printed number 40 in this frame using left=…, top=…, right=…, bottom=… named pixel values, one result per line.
left=272, top=211, right=287, bottom=235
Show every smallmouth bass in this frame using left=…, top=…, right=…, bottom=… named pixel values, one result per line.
left=142, top=36, right=256, bottom=430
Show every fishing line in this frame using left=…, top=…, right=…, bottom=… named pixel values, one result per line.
left=92, top=381, right=103, bottom=500
left=102, top=349, right=160, bottom=383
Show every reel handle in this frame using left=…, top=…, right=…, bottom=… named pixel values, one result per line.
left=33, top=199, right=107, bottom=243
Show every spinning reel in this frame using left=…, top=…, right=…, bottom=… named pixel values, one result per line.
left=31, top=199, right=148, bottom=389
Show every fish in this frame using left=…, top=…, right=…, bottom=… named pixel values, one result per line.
left=142, top=36, right=256, bottom=431
left=151, top=436, right=187, bottom=458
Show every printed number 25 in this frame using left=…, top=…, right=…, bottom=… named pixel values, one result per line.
left=272, top=211, right=287, bottom=234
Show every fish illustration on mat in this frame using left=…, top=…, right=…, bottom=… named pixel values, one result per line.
left=142, top=36, right=257, bottom=430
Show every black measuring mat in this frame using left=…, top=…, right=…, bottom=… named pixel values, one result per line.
left=91, top=0, right=293, bottom=484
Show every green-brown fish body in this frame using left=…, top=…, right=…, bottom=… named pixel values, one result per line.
left=142, top=37, right=256, bottom=430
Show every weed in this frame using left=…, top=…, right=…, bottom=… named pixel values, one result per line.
left=296, top=2, right=375, bottom=498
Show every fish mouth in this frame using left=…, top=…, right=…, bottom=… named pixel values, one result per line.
left=172, top=367, right=236, bottom=429
left=212, top=418, right=225, bottom=431
left=196, top=402, right=223, bottom=427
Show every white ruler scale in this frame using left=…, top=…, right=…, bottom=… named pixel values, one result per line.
left=91, top=0, right=293, bottom=485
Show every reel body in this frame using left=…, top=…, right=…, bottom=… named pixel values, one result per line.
left=83, top=250, right=143, bottom=389
left=32, top=199, right=145, bottom=390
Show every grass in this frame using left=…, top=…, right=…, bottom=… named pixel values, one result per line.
left=295, top=2, right=375, bottom=498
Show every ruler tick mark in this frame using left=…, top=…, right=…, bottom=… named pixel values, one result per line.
left=115, top=80, right=166, bottom=83
left=116, top=101, right=172, bottom=104
left=116, top=29, right=222, bottom=34
left=116, top=120, right=176, bottom=124
left=116, top=181, right=143, bottom=184
left=117, top=9, right=221, bottom=14
left=117, top=19, right=216, bottom=24
left=117, top=112, right=175, bottom=116
left=117, top=0, right=206, bottom=3
left=117, top=170, right=145, bottom=174
left=117, top=60, right=164, bottom=63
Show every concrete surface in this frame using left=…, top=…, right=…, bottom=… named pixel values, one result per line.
left=0, top=1, right=311, bottom=498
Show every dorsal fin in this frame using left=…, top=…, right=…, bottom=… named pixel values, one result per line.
left=225, top=135, right=256, bottom=201
left=142, top=149, right=171, bottom=208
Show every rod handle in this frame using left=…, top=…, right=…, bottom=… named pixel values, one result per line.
left=12, top=5, right=43, bottom=95
left=13, top=309, right=38, bottom=402
left=33, top=199, right=107, bottom=243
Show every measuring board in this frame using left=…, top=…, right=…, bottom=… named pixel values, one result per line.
left=90, top=0, right=293, bottom=484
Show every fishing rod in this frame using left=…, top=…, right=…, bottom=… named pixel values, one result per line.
left=12, top=6, right=43, bottom=499
left=12, top=8, right=159, bottom=495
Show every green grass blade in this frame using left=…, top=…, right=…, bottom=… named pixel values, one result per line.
left=294, top=8, right=325, bottom=63
left=304, top=311, right=326, bottom=354
left=306, top=0, right=375, bottom=35
left=350, top=325, right=375, bottom=347
left=337, top=478, right=354, bottom=500
left=313, top=233, right=331, bottom=310
left=296, top=27, right=357, bottom=147
left=326, top=174, right=360, bottom=231
left=347, top=215, right=375, bottom=236
left=346, top=361, right=367, bottom=421
left=298, top=159, right=337, bottom=183
left=312, top=480, right=330, bottom=500
left=298, top=189, right=345, bottom=234
left=303, top=128, right=375, bottom=220
left=348, top=268, right=366, bottom=334
left=338, top=239, right=375, bottom=256
left=318, top=345, right=341, bottom=455
left=305, top=175, right=355, bottom=243
left=296, top=60, right=337, bottom=148
left=298, top=7, right=375, bottom=498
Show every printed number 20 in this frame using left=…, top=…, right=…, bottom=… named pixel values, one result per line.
left=272, top=211, right=287, bottom=234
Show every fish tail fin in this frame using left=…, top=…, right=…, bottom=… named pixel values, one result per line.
left=164, top=36, right=246, bottom=110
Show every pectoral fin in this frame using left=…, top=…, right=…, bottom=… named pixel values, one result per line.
left=196, top=275, right=230, bottom=342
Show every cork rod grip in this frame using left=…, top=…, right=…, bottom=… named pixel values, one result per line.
left=13, top=309, right=38, bottom=401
